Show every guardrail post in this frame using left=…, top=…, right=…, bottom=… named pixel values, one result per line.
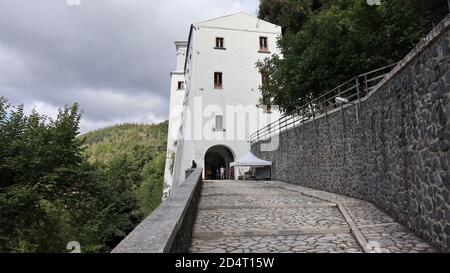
left=364, top=74, right=368, bottom=94
left=279, top=118, right=281, bottom=134
left=356, top=77, right=361, bottom=103
left=355, top=77, right=361, bottom=125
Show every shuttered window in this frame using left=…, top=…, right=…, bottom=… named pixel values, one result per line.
left=216, top=37, right=224, bottom=48
left=259, top=37, right=268, bottom=52
left=214, top=72, right=223, bottom=89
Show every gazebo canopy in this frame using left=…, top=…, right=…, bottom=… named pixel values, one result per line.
left=230, top=152, right=272, bottom=167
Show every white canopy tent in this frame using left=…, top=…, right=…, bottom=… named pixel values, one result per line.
left=230, top=152, right=272, bottom=180
left=230, top=152, right=272, bottom=167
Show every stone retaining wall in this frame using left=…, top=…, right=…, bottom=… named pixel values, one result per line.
left=252, top=15, right=450, bottom=252
left=112, top=168, right=203, bottom=253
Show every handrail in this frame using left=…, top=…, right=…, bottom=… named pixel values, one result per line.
left=250, top=63, right=398, bottom=143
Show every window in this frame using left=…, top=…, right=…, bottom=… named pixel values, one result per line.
left=215, top=37, right=225, bottom=49
left=259, top=37, right=269, bottom=52
left=214, top=72, right=223, bottom=89
left=215, top=115, right=224, bottom=130
left=177, top=81, right=185, bottom=90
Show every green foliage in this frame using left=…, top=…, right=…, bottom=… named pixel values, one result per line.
left=258, top=0, right=332, bottom=34
left=0, top=97, right=97, bottom=252
left=137, top=152, right=165, bottom=216
left=81, top=122, right=167, bottom=166
left=80, top=121, right=168, bottom=218
left=0, top=96, right=168, bottom=252
left=257, top=0, right=448, bottom=113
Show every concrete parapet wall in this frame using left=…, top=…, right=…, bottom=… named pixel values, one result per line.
left=112, top=169, right=203, bottom=253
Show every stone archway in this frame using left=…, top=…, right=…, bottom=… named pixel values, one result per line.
left=204, top=145, right=235, bottom=180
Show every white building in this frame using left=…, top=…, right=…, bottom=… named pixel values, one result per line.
left=163, top=12, right=282, bottom=197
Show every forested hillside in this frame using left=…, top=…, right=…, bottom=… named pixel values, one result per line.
left=0, top=96, right=168, bottom=253
left=80, top=122, right=168, bottom=217
left=81, top=123, right=167, bottom=165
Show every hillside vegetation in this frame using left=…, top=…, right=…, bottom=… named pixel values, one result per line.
left=257, top=0, right=448, bottom=113
left=80, top=122, right=168, bottom=217
left=81, top=123, right=167, bottom=165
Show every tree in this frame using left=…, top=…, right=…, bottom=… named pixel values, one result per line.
left=258, top=0, right=332, bottom=34
left=0, top=97, right=159, bottom=253
left=256, top=0, right=440, bottom=113
left=94, top=154, right=143, bottom=250
left=137, top=152, right=165, bottom=217
left=0, top=97, right=98, bottom=252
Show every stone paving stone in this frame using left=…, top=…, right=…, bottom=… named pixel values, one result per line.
left=345, top=202, right=397, bottom=226
left=189, top=233, right=362, bottom=253
left=189, top=180, right=438, bottom=253
left=359, top=223, right=439, bottom=253
left=193, top=206, right=348, bottom=232
left=202, top=181, right=275, bottom=187
left=201, top=186, right=299, bottom=196
left=198, top=192, right=333, bottom=209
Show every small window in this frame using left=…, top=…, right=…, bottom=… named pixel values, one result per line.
left=215, top=37, right=224, bottom=49
left=214, top=72, right=223, bottom=89
left=177, top=81, right=184, bottom=90
left=215, top=115, right=223, bottom=130
left=259, top=37, right=268, bottom=52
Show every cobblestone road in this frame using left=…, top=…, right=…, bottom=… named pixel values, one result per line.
left=188, top=181, right=438, bottom=253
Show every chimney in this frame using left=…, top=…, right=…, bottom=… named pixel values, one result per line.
left=174, top=41, right=188, bottom=71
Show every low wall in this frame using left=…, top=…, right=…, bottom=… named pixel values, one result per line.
left=253, top=15, right=450, bottom=251
left=112, top=168, right=203, bottom=253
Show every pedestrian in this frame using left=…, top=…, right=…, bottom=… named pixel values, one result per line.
left=220, top=166, right=226, bottom=180
left=216, top=169, right=220, bottom=180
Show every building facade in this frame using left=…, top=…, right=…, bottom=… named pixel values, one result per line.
left=163, top=12, right=282, bottom=197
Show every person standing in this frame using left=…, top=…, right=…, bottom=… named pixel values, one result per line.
left=216, top=169, right=220, bottom=180
left=220, top=166, right=226, bottom=180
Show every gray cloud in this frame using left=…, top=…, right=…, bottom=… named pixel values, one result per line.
left=0, top=0, right=259, bottom=133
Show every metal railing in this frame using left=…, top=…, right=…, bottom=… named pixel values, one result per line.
left=250, top=63, right=398, bottom=144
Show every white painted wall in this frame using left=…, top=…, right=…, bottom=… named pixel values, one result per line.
left=166, top=12, right=282, bottom=191
left=163, top=42, right=187, bottom=198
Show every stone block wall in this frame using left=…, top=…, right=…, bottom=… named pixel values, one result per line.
left=252, top=16, right=450, bottom=251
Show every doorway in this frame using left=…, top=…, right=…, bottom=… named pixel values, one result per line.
left=204, top=145, right=234, bottom=180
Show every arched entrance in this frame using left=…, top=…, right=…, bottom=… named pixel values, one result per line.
left=204, top=145, right=234, bottom=180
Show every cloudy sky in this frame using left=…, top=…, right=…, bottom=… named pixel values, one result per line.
left=0, top=0, right=259, bottom=133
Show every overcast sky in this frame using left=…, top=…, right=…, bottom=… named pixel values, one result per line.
left=0, top=0, right=259, bottom=133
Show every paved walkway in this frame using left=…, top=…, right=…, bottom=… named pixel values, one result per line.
left=188, top=180, right=438, bottom=253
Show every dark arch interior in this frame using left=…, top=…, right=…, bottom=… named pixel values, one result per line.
left=204, top=146, right=234, bottom=180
